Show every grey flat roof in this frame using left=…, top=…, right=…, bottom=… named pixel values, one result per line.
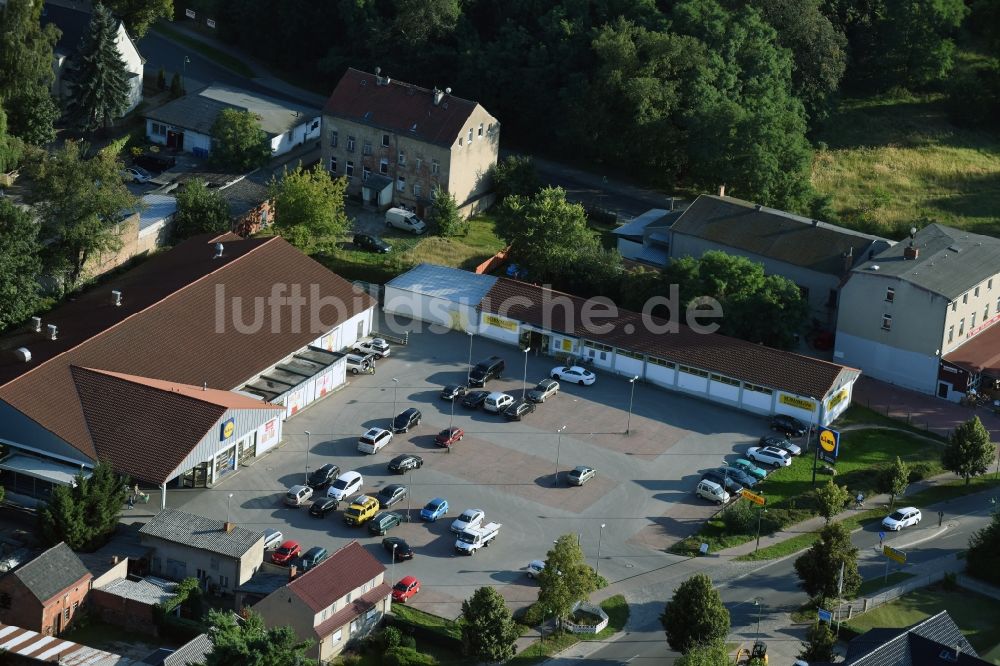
left=137, top=194, right=177, bottom=232
left=0, top=454, right=88, bottom=486
left=612, top=209, right=674, bottom=237
left=97, top=576, right=177, bottom=605
left=139, top=509, right=263, bottom=559
left=386, top=262, right=498, bottom=305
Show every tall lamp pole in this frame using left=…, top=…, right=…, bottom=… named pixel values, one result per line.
left=754, top=598, right=763, bottom=641
left=182, top=55, right=190, bottom=76
left=521, top=347, right=531, bottom=399
left=391, top=543, right=398, bottom=585
left=596, top=523, right=606, bottom=576
left=227, top=492, right=233, bottom=524
left=554, top=425, right=567, bottom=485
left=466, top=331, right=474, bottom=386
left=755, top=494, right=766, bottom=552
left=304, top=430, right=311, bottom=484
left=390, top=378, right=399, bottom=430
left=626, top=376, right=639, bottom=435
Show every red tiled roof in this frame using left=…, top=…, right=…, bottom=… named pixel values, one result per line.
left=288, top=541, right=385, bottom=613
left=0, top=234, right=375, bottom=479
left=323, top=68, right=481, bottom=147
left=313, top=583, right=391, bottom=639
left=479, top=278, right=858, bottom=399
left=943, top=323, right=1000, bottom=375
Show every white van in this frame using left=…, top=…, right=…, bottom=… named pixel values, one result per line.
left=346, top=353, right=373, bottom=375
left=484, top=392, right=514, bottom=413
left=695, top=479, right=730, bottom=505
left=385, top=207, right=427, bottom=235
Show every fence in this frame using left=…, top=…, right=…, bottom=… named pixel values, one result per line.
left=473, top=246, right=510, bottom=275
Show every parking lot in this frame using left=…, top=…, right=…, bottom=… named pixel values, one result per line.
left=167, top=323, right=772, bottom=617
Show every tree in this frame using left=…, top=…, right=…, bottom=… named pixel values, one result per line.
left=169, top=72, right=185, bottom=98
left=203, top=608, right=315, bottom=666
left=967, top=509, right=1000, bottom=585
left=660, top=573, right=730, bottom=653
left=429, top=186, right=464, bottom=236
left=67, top=3, right=132, bottom=132
left=102, top=0, right=173, bottom=39
left=461, top=585, right=519, bottom=663
left=490, top=155, right=541, bottom=202
left=211, top=108, right=270, bottom=172
left=793, top=522, right=861, bottom=603
left=537, top=534, right=597, bottom=623
left=38, top=460, right=128, bottom=551
left=879, top=456, right=910, bottom=508
left=173, top=178, right=232, bottom=239
left=942, top=416, right=997, bottom=485
left=0, top=198, right=42, bottom=331
left=813, top=480, right=851, bottom=523
left=156, top=66, right=166, bottom=91
left=0, top=103, right=22, bottom=173
left=269, top=165, right=349, bottom=251
left=800, top=621, right=836, bottom=662
left=675, top=641, right=730, bottom=666
left=0, top=0, right=60, bottom=145
left=27, top=140, right=138, bottom=293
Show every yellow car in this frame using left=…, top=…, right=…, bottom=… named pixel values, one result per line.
left=343, top=495, right=379, bottom=526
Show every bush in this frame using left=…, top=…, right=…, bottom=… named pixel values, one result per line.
left=399, top=634, right=417, bottom=649
left=383, top=646, right=438, bottom=666
left=382, top=626, right=402, bottom=650
left=722, top=499, right=756, bottom=534
left=518, top=603, right=545, bottom=628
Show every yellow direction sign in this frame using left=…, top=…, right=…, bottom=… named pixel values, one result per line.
left=741, top=489, right=766, bottom=506
left=820, top=429, right=837, bottom=453
left=883, top=545, right=906, bottom=564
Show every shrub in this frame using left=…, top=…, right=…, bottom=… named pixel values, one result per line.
left=518, top=603, right=545, bottom=628
left=382, top=626, right=402, bottom=650
left=383, top=646, right=438, bottom=666
left=722, top=499, right=756, bottom=534
left=399, top=634, right=417, bottom=649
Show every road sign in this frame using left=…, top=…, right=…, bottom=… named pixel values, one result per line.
left=818, top=609, right=832, bottom=623
left=821, top=454, right=838, bottom=465
left=741, top=489, right=766, bottom=506
left=878, top=531, right=885, bottom=540
left=883, top=545, right=907, bottom=564
left=819, top=428, right=840, bottom=456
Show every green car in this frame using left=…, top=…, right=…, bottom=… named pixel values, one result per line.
left=734, top=458, right=768, bottom=480
left=368, top=511, right=403, bottom=536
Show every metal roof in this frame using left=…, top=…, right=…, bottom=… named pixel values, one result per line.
left=845, top=611, right=982, bottom=666
left=0, top=622, right=130, bottom=664
left=136, top=195, right=177, bottom=233
left=139, top=509, right=264, bottom=559
left=96, top=576, right=177, bottom=605
left=612, top=209, right=675, bottom=238
left=386, top=262, right=498, bottom=305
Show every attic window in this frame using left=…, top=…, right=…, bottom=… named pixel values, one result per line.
left=409, top=123, right=417, bottom=133
left=948, top=245, right=961, bottom=253
left=885, top=287, right=895, bottom=303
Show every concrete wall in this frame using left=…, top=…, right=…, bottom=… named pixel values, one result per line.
left=445, top=105, right=499, bottom=209
left=89, top=586, right=158, bottom=636
left=144, top=534, right=263, bottom=592
left=82, top=211, right=173, bottom=283
left=269, top=117, right=321, bottom=156
left=941, top=272, right=1000, bottom=354
left=92, top=557, right=130, bottom=589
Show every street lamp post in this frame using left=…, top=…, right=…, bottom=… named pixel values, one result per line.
left=755, top=496, right=766, bottom=553
left=596, top=523, right=606, bottom=576
left=626, top=376, right=639, bottom=435
left=521, top=347, right=531, bottom=399
left=182, top=55, right=190, bottom=76
left=304, top=430, right=311, bottom=484
left=390, top=378, right=399, bottom=430
left=466, top=332, right=474, bottom=386
left=391, top=543, right=398, bottom=585
left=227, top=493, right=233, bottom=524
left=754, top=598, right=763, bottom=641
left=554, top=425, right=567, bottom=486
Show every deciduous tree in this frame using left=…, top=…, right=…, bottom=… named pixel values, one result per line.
left=269, top=165, right=349, bottom=251
left=38, top=460, right=128, bottom=551
left=461, top=585, right=519, bottom=663
left=813, top=480, right=851, bottom=523
left=67, top=3, right=132, bottom=132
left=169, top=72, right=185, bottom=98
left=429, top=186, right=464, bottom=236
left=660, top=573, right=730, bottom=653
left=942, top=416, right=996, bottom=485
left=211, top=108, right=270, bottom=172
left=490, top=155, right=541, bottom=202
left=800, top=620, right=836, bottom=662
left=173, top=178, right=231, bottom=239
left=793, top=522, right=861, bottom=604
left=675, top=641, right=731, bottom=666
left=103, top=0, right=173, bottom=39
left=0, top=0, right=60, bottom=145
left=0, top=198, right=42, bottom=331
left=967, top=508, right=1000, bottom=585
left=203, top=608, right=315, bottom=666
left=879, top=456, right=910, bottom=508
left=537, top=534, right=597, bottom=623
left=0, top=104, right=22, bottom=173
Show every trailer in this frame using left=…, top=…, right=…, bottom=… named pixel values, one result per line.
left=455, top=522, right=501, bottom=554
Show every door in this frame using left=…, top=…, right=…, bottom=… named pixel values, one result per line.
left=182, top=462, right=209, bottom=488
left=937, top=382, right=950, bottom=399
left=166, top=130, right=184, bottom=149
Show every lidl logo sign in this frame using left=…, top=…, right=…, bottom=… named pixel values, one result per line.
left=221, top=417, right=236, bottom=441
left=819, top=428, right=840, bottom=457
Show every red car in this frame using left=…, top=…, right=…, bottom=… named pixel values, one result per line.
left=392, top=575, right=421, bottom=603
left=435, top=427, right=464, bottom=447
left=271, top=540, right=301, bottom=565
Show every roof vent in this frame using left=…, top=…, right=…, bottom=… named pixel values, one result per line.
left=432, top=87, right=444, bottom=106
left=870, top=265, right=880, bottom=271
left=47, top=324, right=58, bottom=340
left=111, top=289, right=123, bottom=307
left=903, top=245, right=920, bottom=260
left=754, top=203, right=762, bottom=212
left=812, top=219, right=820, bottom=226
left=948, top=245, right=961, bottom=253
left=31, top=316, right=42, bottom=332
left=213, top=242, right=224, bottom=259
left=14, top=347, right=31, bottom=363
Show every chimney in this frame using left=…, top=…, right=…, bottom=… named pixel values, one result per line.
left=667, top=197, right=674, bottom=212
left=47, top=324, right=58, bottom=340
left=223, top=521, right=236, bottom=533
left=843, top=246, right=854, bottom=274
left=14, top=347, right=31, bottom=363
left=31, top=316, right=42, bottom=332
left=111, top=289, right=123, bottom=307
left=289, top=565, right=298, bottom=581
left=718, top=184, right=726, bottom=197
left=903, top=246, right=920, bottom=260
left=213, top=242, right=224, bottom=259
left=432, top=87, right=444, bottom=106
left=112, top=555, right=120, bottom=565
left=754, top=204, right=762, bottom=212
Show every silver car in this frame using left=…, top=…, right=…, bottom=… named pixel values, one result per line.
left=567, top=465, right=596, bottom=486
left=527, top=379, right=560, bottom=403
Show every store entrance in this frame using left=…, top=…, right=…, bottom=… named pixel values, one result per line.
left=181, top=462, right=209, bottom=488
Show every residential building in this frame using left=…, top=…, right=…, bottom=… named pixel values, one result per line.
left=0, top=622, right=129, bottom=664
left=668, top=193, right=894, bottom=322
left=0, top=543, right=92, bottom=635
left=254, top=541, right=391, bottom=661
left=144, top=84, right=320, bottom=158
left=43, top=3, right=144, bottom=114
left=834, top=610, right=987, bottom=666
left=612, top=206, right=683, bottom=268
left=139, top=509, right=264, bottom=596
left=835, top=224, right=1000, bottom=399
left=385, top=264, right=859, bottom=426
left=322, top=68, right=499, bottom=217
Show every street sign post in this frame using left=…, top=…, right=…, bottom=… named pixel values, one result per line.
left=741, top=489, right=766, bottom=506
left=883, top=545, right=906, bottom=564
left=818, top=609, right=832, bottom=623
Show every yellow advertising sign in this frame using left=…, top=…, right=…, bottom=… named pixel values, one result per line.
left=827, top=389, right=848, bottom=409
left=883, top=545, right=906, bottom=564
left=820, top=429, right=837, bottom=453
left=780, top=394, right=816, bottom=411
left=741, top=489, right=766, bottom=506
left=483, top=314, right=518, bottom=331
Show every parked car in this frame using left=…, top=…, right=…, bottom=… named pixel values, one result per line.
left=695, top=480, right=730, bottom=505
left=353, top=234, right=391, bottom=254
left=527, top=379, right=560, bottom=403
left=392, top=408, right=422, bottom=433
left=441, top=384, right=467, bottom=401
left=354, top=338, right=391, bottom=359
left=420, top=497, right=449, bottom=522
left=358, top=427, right=393, bottom=454
left=271, top=540, right=300, bottom=565
left=462, top=390, right=490, bottom=408
left=719, top=466, right=758, bottom=488
left=701, top=469, right=744, bottom=495
left=382, top=536, right=413, bottom=560
left=484, top=392, right=514, bottom=413
left=309, top=497, right=339, bottom=517
left=343, top=495, right=379, bottom=526
left=300, top=546, right=328, bottom=571
left=451, top=509, right=485, bottom=535
left=388, top=454, right=422, bottom=474
left=284, top=484, right=313, bottom=507
left=771, top=414, right=808, bottom=437
left=122, top=166, right=151, bottom=183
left=307, top=463, right=340, bottom=490
left=391, top=575, right=421, bottom=602
left=327, top=471, right=363, bottom=501
left=435, top=427, right=464, bottom=447
left=369, top=511, right=403, bottom=536
left=526, top=560, right=546, bottom=579
left=385, top=207, right=427, bottom=235
left=567, top=465, right=596, bottom=486
left=468, top=356, right=505, bottom=387
left=550, top=365, right=596, bottom=386
left=133, top=153, right=175, bottom=172
left=504, top=398, right=536, bottom=420
left=346, top=353, right=374, bottom=375
left=377, top=484, right=408, bottom=509
left=746, top=446, right=793, bottom=467
left=882, top=507, right=922, bottom=531
left=759, top=435, right=802, bottom=456
left=733, top=459, right=768, bottom=480
left=263, top=529, right=283, bottom=550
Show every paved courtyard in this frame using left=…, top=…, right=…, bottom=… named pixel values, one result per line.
left=147, top=324, right=777, bottom=617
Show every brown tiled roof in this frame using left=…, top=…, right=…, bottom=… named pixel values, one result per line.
left=479, top=278, right=858, bottom=399
left=324, top=68, right=481, bottom=147
left=288, top=541, right=385, bottom=613
left=943, top=323, right=1000, bottom=375
left=313, top=583, right=391, bottom=639
left=0, top=234, right=374, bottom=478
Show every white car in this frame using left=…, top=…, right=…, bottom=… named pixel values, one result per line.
left=484, top=392, right=514, bottom=413
left=358, top=427, right=393, bottom=454
left=122, top=166, right=151, bottom=183
left=526, top=560, right=546, bottom=579
left=550, top=365, right=596, bottom=386
left=759, top=435, right=802, bottom=456
left=327, top=471, right=363, bottom=501
left=263, top=529, right=283, bottom=549
left=353, top=338, right=390, bottom=359
left=451, top=509, right=485, bottom=535
left=882, top=507, right=922, bottom=531
left=746, top=446, right=792, bottom=467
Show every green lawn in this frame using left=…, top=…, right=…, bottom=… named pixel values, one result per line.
left=845, top=587, right=1000, bottom=661
left=63, top=619, right=174, bottom=652
left=833, top=404, right=945, bottom=441
left=390, top=604, right=463, bottom=642
left=151, top=22, right=256, bottom=78
left=856, top=571, right=915, bottom=597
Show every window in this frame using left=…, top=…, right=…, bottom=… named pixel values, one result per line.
left=677, top=365, right=710, bottom=378
left=366, top=607, right=378, bottom=620
left=881, top=314, right=892, bottom=330
left=382, top=134, right=390, bottom=147
left=827, top=289, right=838, bottom=308
left=397, top=176, right=406, bottom=192
left=415, top=157, right=422, bottom=170
left=468, top=128, right=473, bottom=143
left=398, top=150, right=406, bottom=165
left=345, top=161, right=354, bottom=178
left=744, top=383, right=773, bottom=395
left=975, top=286, right=981, bottom=297
left=150, top=122, right=167, bottom=136
left=711, top=374, right=741, bottom=386
left=971, top=312, right=977, bottom=328
left=362, top=139, right=372, bottom=155
left=478, top=123, right=484, bottom=136
left=346, top=136, right=356, bottom=152
left=885, top=287, right=895, bottom=303
left=333, top=629, right=343, bottom=643
left=431, top=160, right=440, bottom=175
left=583, top=340, right=613, bottom=352
left=413, top=182, right=422, bottom=198
left=329, top=131, right=338, bottom=147
left=990, top=279, right=994, bottom=290
left=72, top=601, right=79, bottom=614
left=328, top=157, right=337, bottom=173
left=648, top=356, right=675, bottom=368
left=959, top=318, right=965, bottom=336
left=963, top=293, right=968, bottom=304
left=363, top=166, right=371, bottom=181
left=64, top=608, right=70, bottom=621
left=948, top=325, right=954, bottom=343
left=952, top=301, right=957, bottom=312
left=197, top=568, right=206, bottom=580
left=618, top=349, right=644, bottom=360
left=350, top=620, right=359, bottom=635
left=986, top=304, right=991, bottom=320
left=379, top=158, right=389, bottom=175
left=219, top=575, right=229, bottom=588
left=458, top=137, right=463, bottom=146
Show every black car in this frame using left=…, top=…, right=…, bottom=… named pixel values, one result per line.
left=441, top=384, right=467, bottom=401
left=377, top=484, right=408, bottom=508
left=468, top=356, right=505, bottom=387
left=701, top=469, right=744, bottom=495
left=382, top=536, right=414, bottom=560
left=133, top=153, right=175, bottom=173
left=392, top=408, right=422, bottom=433
left=307, top=463, right=341, bottom=490
left=771, top=414, right=808, bottom=437
left=504, top=398, right=536, bottom=421
left=719, top=466, right=758, bottom=488
left=309, top=497, right=339, bottom=517
left=353, top=234, right=392, bottom=253
left=388, top=454, right=422, bottom=474
left=462, top=390, right=490, bottom=408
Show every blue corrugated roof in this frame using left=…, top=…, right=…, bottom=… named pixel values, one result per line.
left=138, top=194, right=177, bottom=231
left=612, top=209, right=672, bottom=237
left=386, top=263, right=498, bottom=305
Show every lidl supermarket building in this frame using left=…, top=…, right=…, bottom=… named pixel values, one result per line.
left=0, top=234, right=376, bottom=508
left=385, top=264, right=859, bottom=427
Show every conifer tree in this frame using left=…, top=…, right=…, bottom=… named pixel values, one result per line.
left=67, top=3, right=131, bottom=132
